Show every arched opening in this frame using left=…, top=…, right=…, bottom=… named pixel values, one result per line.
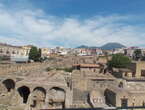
left=50, top=87, right=65, bottom=92
left=2, top=79, right=15, bottom=92
left=125, top=72, right=127, bottom=77
left=118, top=82, right=123, bottom=88
left=104, top=89, right=116, bottom=107
left=31, top=87, right=46, bottom=108
left=49, top=87, right=66, bottom=108
left=33, top=87, right=46, bottom=95
left=18, top=86, right=30, bottom=103
left=89, top=90, right=105, bottom=107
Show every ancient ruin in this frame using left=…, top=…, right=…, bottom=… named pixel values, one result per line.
left=1, top=56, right=145, bottom=110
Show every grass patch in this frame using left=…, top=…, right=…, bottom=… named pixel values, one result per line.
left=56, top=67, right=73, bottom=72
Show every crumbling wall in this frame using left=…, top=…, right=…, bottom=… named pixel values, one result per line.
left=0, top=63, right=47, bottom=75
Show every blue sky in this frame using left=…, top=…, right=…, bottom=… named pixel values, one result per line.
left=0, top=0, right=145, bottom=47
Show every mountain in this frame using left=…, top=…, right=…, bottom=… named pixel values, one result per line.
left=76, top=42, right=126, bottom=50
left=100, top=43, right=126, bottom=50
left=76, top=45, right=89, bottom=48
left=76, top=45, right=98, bottom=49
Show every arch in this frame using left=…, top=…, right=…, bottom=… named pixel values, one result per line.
left=49, top=87, right=66, bottom=108
left=50, top=87, right=65, bottom=92
left=33, top=87, right=46, bottom=95
left=2, top=79, right=15, bottom=92
left=118, top=82, right=123, bottom=88
left=18, top=86, right=30, bottom=103
left=104, top=89, right=116, bottom=107
left=31, top=87, right=46, bottom=108
left=89, top=90, right=105, bottom=107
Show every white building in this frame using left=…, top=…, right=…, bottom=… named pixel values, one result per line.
left=0, top=43, right=30, bottom=62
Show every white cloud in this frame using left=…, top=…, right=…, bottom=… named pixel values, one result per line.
left=0, top=4, right=145, bottom=48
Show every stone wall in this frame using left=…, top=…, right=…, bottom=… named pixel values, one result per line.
left=0, top=63, right=47, bottom=75
left=136, top=61, right=145, bottom=78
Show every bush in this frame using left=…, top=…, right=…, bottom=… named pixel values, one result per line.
left=108, top=54, right=131, bottom=68
left=56, top=67, right=73, bottom=72
left=63, top=67, right=73, bottom=72
left=29, top=46, right=41, bottom=62
left=46, top=67, right=53, bottom=71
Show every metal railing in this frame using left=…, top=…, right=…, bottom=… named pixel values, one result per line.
left=41, top=106, right=145, bottom=110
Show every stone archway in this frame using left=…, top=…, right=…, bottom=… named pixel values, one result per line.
left=18, top=86, right=30, bottom=104
left=49, top=87, right=66, bottom=109
left=30, top=87, right=46, bottom=109
left=2, top=79, right=15, bottom=92
left=104, top=89, right=116, bottom=107
left=0, top=79, right=15, bottom=105
left=118, top=82, right=123, bottom=88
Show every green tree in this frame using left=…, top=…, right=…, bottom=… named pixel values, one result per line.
left=0, top=56, right=2, bottom=62
left=133, top=49, right=142, bottom=61
left=38, top=48, right=41, bottom=58
left=29, top=46, right=41, bottom=62
left=108, top=54, right=131, bottom=68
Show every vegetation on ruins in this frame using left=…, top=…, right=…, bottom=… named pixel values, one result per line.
left=56, top=67, right=73, bottom=72
left=0, top=56, right=10, bottom=62
left=108, top=53, right=131, bottom=68
left=29, top=46, right=41, bottom=62
left=46, top=67, right=73, bottom=72
left=46, top=67, right=53, bottom=71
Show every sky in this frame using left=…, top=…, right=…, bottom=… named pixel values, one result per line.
left=0, top=0, right=145, bottom=48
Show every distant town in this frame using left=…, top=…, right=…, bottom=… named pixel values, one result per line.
left=0, top=42, right=144, bottom=63
left=1, top=0, right=145, bottom=110
left=1, top=42, right=145, bottom=110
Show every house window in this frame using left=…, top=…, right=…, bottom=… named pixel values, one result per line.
left=6, top=51, right=10, bottom=54
left=141, top=70, right=145, bottom=77
left=12, top=51, right=15, bottom=54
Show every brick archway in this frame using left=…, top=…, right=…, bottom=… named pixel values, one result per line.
left=49, top=87, right=66, bottom=109
left=17, top=86, right=30, bottom=104
left=2, top=79, right=15, bottom=92
left=30, top=87, right=46, bottom=108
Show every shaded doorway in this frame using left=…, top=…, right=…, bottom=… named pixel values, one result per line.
left=104, top=89, right=116, bottom=107
left=2, top=79, right=15, bottom=92
left=18, top=86, right=30, bottom=103
left=118, top=82, right=123, bottom=88
left=121, top=98, right=128, bottom=107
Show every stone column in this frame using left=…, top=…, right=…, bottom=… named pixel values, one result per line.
left=44, top=93, right=49, bottom=109
left=65, top=89, right=73, bottom=108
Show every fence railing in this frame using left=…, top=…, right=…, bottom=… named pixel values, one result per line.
left=41, top=106, right=145, bottom=110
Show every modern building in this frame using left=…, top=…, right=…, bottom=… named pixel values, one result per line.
left=0, top=43, right=30, bottom=63
left=41, top=48, right=51, bottom=58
